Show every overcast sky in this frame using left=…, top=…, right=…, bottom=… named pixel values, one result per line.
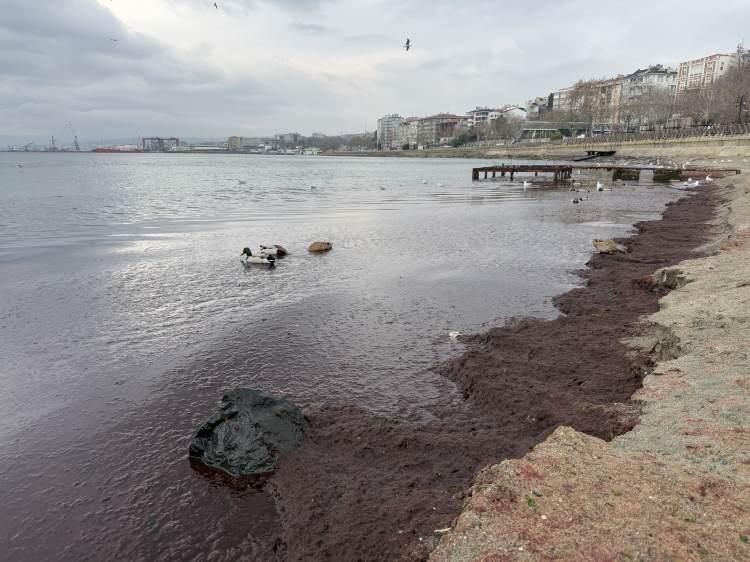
left=1, top=0, right=748, bottom=144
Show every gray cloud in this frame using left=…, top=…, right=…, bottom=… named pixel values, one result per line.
left=2, top=0, right=749, bottom=144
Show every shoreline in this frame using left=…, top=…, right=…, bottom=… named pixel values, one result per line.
left=432, top=176, right=749, bottom=560
left=267, top=181, right=719, bottom=559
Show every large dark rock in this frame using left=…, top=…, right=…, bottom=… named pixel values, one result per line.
left=189, top=388, right=305, bottom=477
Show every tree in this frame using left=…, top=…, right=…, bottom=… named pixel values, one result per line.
left=622, top=86, right=674, bottom=129
left=710, top=44, right=750, bottom=124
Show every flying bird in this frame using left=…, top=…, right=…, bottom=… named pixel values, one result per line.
left=404, top=38, right=411, bottom=51
left=110, top=38, right=118, bottom=42
left=214, top=2, right=218, bottom=8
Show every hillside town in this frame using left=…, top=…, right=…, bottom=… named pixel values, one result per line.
left=376, top=45, right=750, bottom=150
left=8, top=45, right=748, bottom=155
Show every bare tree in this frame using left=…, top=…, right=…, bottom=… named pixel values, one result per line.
left=622, top=87, right=674, bottom=130
left=710, top=44, right=750, bottom=123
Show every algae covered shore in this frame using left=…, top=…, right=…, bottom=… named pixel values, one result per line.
left=431, top=156, right=750, bottom=561
left=264, top=158, right=733, bottom=560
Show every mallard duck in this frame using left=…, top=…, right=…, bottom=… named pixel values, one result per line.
left=259, top=244, right=288, bottom=257
left=240, top=247, right=275, bottom=267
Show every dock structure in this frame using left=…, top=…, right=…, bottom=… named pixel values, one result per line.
left=472, top=164, right=741, bottom=183
left=472, top=164, right=573, bottom=182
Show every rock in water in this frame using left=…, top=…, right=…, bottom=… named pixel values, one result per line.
left=592, top=239, right=627, bottom=254
left=189, top=388, right=305, bottom=477
left=308, top=241, right=333, bottom=253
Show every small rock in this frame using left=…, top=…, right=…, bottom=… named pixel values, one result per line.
left=308, top=241, right=333, bottom=253
left=189, top=388, right=305, bottom=477
left=592, top=239, right=627, bottom=254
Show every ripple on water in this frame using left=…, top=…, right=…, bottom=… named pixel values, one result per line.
left=0, top=153, right=683, bottom=559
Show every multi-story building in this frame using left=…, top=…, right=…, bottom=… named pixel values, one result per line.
left=620, top=65, right=677, bottom=128
left=676, top=53, right=733, bottom=93
left=376, top=114, right=404, bottom=150
left=276, top=133, right=301, bottom=145
left=550, top=87, right=575, bottom=114
left=549, top=78, right=623, bottom=127
left=393, top=118, right=419, bottom=149
left=622, top=65, right=677, bottom=100
left=594, top=77, right=624, bottom=125
left=417, top=114, right=463, bottom=147
left=227, top=136, right=266, bottom=150
left=526, top=97, right=550, bottom=120
left=465, top=107, right=503, bottom=127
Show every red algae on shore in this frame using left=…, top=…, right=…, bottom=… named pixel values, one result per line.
left=268, top=187, right=718, bottom=561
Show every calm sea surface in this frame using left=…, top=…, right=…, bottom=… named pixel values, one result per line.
left=0, top=153, right=679, bottom=560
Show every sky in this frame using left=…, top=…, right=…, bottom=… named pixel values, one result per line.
left=1, top=0, right=749, bottom=145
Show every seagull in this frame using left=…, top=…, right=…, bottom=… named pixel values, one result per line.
left=705, top=175, right=714, bottom=182
left=596, top=181, right=604, bottom=191
left=523, top=180, right=530, bottom=190
left=110, top=38, right=118, bottom=43
left=448, top=330, right=461, bottom=340
left=404, top=38, right=411, bottom=51
left=571, top=198, right=581, bottom=204
left=214, top=2, right=218, bottom=8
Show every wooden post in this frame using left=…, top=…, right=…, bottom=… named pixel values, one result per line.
left=472, top=168, right=479, bottom=181
left=492, top=170, right=496, bottom=178
left=510, top=171, right=514, bottom=181
left=484, top=171, right=488, bottom=179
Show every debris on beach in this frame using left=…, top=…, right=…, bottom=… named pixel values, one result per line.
left=592, top=239, right=627, bottom=254
left=448, top=331, right=462, bottom=340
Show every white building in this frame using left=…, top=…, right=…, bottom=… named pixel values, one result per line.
left=465, top=107, right=503, bottom=127
left=676, top=53, right=733, bottom=93
left=622, top=65, right=676, bottom=100
left=526, top=97, right=550, bottom=120
left=377, top=114, right=404, bottom=150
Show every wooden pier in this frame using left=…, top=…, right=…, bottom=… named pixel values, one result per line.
left=472, top=164, right=573, bottom=182
left=472, top=164, right=741, bottom=183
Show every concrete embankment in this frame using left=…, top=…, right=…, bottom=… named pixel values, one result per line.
left=431, top=167, right=750, bottom=560
left=324, top=135, right=750, bottom=162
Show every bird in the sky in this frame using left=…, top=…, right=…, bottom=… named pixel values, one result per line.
left=214, top=2, right=218, bottom=8
left=404, top=38, right=411, bottom=51
left=110, top=38, right=118, bottom=43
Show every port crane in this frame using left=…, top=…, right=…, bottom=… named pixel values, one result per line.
left=63, top=122, right=80, bottom=151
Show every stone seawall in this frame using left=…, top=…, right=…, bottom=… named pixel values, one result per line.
left=324, top=136, right=750, bottom=162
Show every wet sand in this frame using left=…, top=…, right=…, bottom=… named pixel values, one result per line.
left=269, top=186, right=718, bottom=560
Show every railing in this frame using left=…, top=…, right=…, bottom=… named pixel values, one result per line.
left=556, top=124, right=750, bottom=146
